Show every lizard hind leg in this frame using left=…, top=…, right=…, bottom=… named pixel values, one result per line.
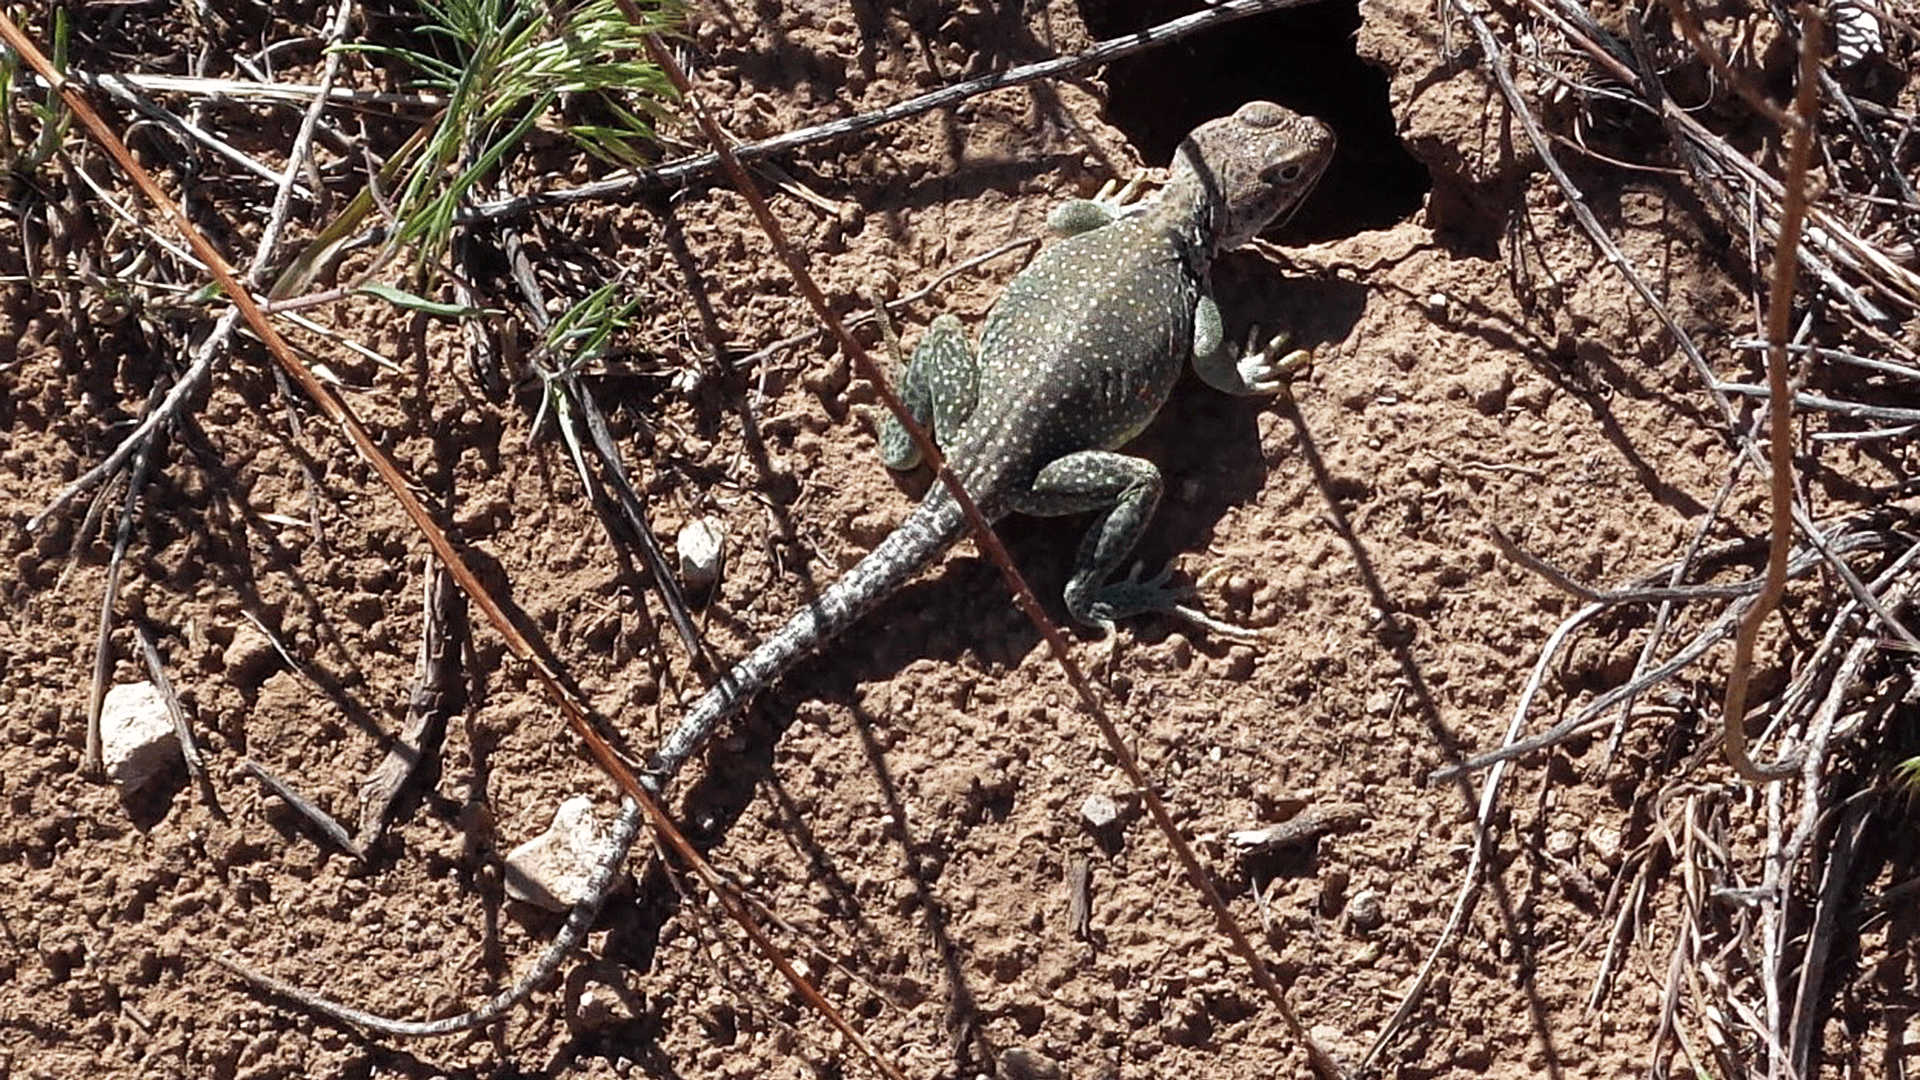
left=1014, top=450, right=1270, bottom=641
left=877, top=312, right=979, bottom=471
left=1010, top=450, right=1178, bottom=637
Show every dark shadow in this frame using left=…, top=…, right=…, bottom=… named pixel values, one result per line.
left=116, top=768, right=188, bottom=832
left=1082, top=0, right=1428, bottom=242
left=164, top=412, right=391, bottom=746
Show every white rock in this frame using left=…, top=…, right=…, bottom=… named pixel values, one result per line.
left=100, top=682, right=179, bottom=792
left=1348, top=887, right=1386, bottom=932
left=504, top=796, right=617, bottom=912
left=572, top=984, right=625, bottom=1031
left=677, top=517, right=725, bottom=591
left=1080, top=792, right=1119, bottom=829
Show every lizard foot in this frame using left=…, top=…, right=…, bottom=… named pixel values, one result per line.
left=1167, top=602, right=1269, bottom=643
left=1090, top=171, right=1153, bottom=214
left=1237, top=326, right=1314, bottom=398
left=1080, top=562, right=1270, bottom=643
left=1080, top=561, right=1192, bottom=638
left=1047, top=170, right=1157, bottom=237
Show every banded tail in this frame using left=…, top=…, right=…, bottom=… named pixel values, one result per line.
left=646, top=493, right=971, bottom=780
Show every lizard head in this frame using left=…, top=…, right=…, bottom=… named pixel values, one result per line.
left=1170, top=100, right=1336, bottom=252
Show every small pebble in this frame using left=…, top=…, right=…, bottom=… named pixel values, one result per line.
left=222, top=624, right=278, bottom=688
left=574, top=985, right=618, bottom=1030
left=1348, top=887, right=1385, bottom=932
left=1223, top=645, right=1255, bottom=681
left=1309, top=1024, right=1357, bottom=1071
left=570, top=982, right=639, bottom=1032
left=1454, top=359, right=1513, bottom=415
left=504, top=796, right=617, bottom=912
left=1080, top=792, right=1120, bottom=830
left=1319, top=868, right=1351, bottom=914
left=1000, top=1046, right=1064, bottom=1080
left=677, top=517, right=726, bottom=591
left=1590, top=824, right=1623, bottom=865
left=1163, top=632, right=1193, bottom=668
left=100, top=682, right=179, bottom=793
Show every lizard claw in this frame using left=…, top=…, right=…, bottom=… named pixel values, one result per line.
left=1076, top=561, right=1271, bottom=643
left=1174, top=564, right=1271, bottom=641
left=1048, top=170, right=1158, bottom=238
left=1169, top=603, right=1269, bottom=642
left=1237, top=326, right=1313, bottom=397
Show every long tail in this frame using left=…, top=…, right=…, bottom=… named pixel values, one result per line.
left=646, top=492, right=969, bottom=780
left=222, top=494, right=974, bottom=1039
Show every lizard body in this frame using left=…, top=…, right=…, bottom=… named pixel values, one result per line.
left=227, top=100, right=1335, bottom=1035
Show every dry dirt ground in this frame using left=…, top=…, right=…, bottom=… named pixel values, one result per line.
left=4, top=1, right=1919, bottom=1078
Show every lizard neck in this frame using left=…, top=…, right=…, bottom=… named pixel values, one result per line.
left=1137, top=176, right=1222, bottom=271
left=1130, top=179, right=1218, bottom=288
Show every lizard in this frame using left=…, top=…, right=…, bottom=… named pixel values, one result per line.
left=219, top=99, right=1336, bottom=1035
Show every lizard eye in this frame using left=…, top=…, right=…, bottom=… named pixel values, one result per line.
left=1269, top=162, right=1304, bottom=184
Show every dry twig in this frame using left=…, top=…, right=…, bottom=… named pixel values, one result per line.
left=1719, top=3, right=1824, bottom=784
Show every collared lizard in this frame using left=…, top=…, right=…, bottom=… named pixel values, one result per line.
left=224, top=99, right=1336, bottom=1034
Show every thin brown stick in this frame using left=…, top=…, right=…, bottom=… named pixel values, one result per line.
left=1721, top=4, right=1824, bottom=784
left=30, top=318, right=231, bottom=532
left=132, top=625, right=204, bottom=784
left=354, top=568, right=463, bottom=849
left=1731, top=338, right=1920, bottom=381
left=1714, top=380, right=1920, bottom=424
left=1601, top=458, right=1744, bottom=768
left=1759, top=776, right=1791, bottom=1065
left=29, top=0, right=355, bottom=534
left=1433, top=523, right=1897, bottom=783
left=1486, top=523, right=1772, bottom=605
left=1789, top=796, right=1872, bottom=1074
left=726, top=236, right=1041, bottom=374
left=85, top=386, right=160, bottom=775
left=1652, top=0, right=1792, bottom=126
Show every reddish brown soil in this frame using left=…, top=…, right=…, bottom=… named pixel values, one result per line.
left=4, top=1, right=1916, bottom=1078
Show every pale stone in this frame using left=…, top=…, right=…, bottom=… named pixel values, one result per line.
left=504, top=796, right=616, bottom=912
left=223, top=623, right=278, bottom=688
left=1080, top=792, right=1119, bottom=829
left=100, top=682, right=178, bottom=792
left=677, top=517, right=725, bottom=591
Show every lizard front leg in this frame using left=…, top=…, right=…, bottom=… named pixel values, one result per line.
left=1190, top=294, right=1311, bottom=397
left=1045, top=172, right=1153, bottom=238
left=1010, top=451, right=1179, bottom=637
left=878, top=313, right=979, bottom=470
